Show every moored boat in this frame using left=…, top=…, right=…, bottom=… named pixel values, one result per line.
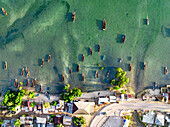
left=27, top=71, right=30, bottom=78
left=122, top=34, right=126, bottom=43
left=129, top=64, right=131, bottom=71
left=165, top=67, right=168, bottom=75
left=4, top=61, right=7, bottom=70
left=48, top=54, right=51, bottom=62
left=25, top=67, right=28, bottom=73
left=143, top=62, right=146, bottom=71
left=32, top=80, right=35, bottom=88
left=103, top=19, right=106, bottom=31
left=72, top=12, right=75, bottom=22
left=95, top=70, right=98, bottom=79
left=89, top=47, right=92, bottom=55
left=77, top=64, right=80, bottom=72
left=147, top=17, right=149, bottom=25
left=21, top=68, right=24, bottom=76
left=62, top=75, right=65, bottom=82
left=106, top=72, right=110, bottom=78
left=82, top=73, right=84, bottom=81
left=2, top=8, right=7, bottom=16
left=17, top=83, right=20, bottom=89
left=34, top=78, right=37, bottom=87
left=26, top=79, right=30, bottom=87
left=82, top=54, right=84, bottom=62
left=41, top=59, right=44, bottom=66
left=14, top=79, right=17, bottom=87
left=69, top=67, right=72, bottom=74
left=98, top=45, right=100, bottom=52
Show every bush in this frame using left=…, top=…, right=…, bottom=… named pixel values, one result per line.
left=124, top=115, right=132, bottom=120
left=116, top=67, right=123, bottom=72
left=122, top=89, right=126, bottom=94
left=43, top=102, right=50, bottom=108
left=113, top=86, right=120, bottom=90
left=100, top=67, right=104, bottom=70
left=64, top=84, right=70, bottom=91
left=73, top=116, right=86, bottom=126
left=28, top=92, right=35, bottom=99
left=51, top=101, right=57, bottom=106
left=14, top=119, right=21, bottom=127
left=57, top=123, right=64, bottom=127
left=0, top=120, right=4, bottom=125
left=30, top=102, right=35, bottom=108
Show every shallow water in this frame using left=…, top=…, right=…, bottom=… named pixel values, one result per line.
left=0, top=0, right=170, bottom=94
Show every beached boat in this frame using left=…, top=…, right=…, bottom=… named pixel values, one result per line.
left=25, top=67, right=28, bottom=73
left=120, top=58, right=122, bottom=63
left=14, top=79, right=17, bottom=87
left=89, top=47, right=92, bottom=55
left=77, top=64, right=80, bottom=72
left=48, top=54, right=51, bottom=62
left=106, top=72, right=110, bottom=78
left=95, top=70, right=98, bottom=79
left=62, top=75, right=65, bottom=82
left=32, top=80, right=35, bottom=88
left=82, top=73, right=84, bottom=81
left=103, top=19, right=106, bottom=31
left=27, top=71, right=30, bottom=78
left=98, top=45, right=100, bottom=52
left=147, top=17, right=149, bottom=25
left=143, top=62, right=146, bottom=71
left=4, top=61, right=7, bottom=70
left=72, top=12, right=75, bottom=22
left=41, top=59, right=44, bottom=66
left=26, top=79, right=30, bottom=87
left=82, top=54, right=84, bottom=62
left=165, top=67, right=168, bottom=75
left=21, top=68, right=24, bottom=76
left=2, top=8, right=7, bottom=16
left=17, top=83, right=20, bottom=89
left=69, top=67, right=72, bottom=74
left=122, top=34, right=126, bottom=43
left=129, top=64, right=131, bottom=71
left=34, top=78, right=37, bottom=87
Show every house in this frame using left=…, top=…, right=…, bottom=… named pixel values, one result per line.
left=63, top=116, right=72, bottom=126
left=142, top=111, right=155, bottom=124
left=98, top=97, right=109, bottom=105
left=109, top=96, right=117, bottom=102
left=20, top=116, right=33, bottom=125
left=73, top=101, right=95, bottom=115
left=36, top=117, right=46, bottom=127
left=155, top=114, right=164, bottom=126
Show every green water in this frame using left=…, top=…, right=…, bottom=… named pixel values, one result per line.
left=0, top=0, right=170, bottom=94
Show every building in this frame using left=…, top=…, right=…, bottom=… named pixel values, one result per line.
left=36, top=117, right=46, bottom=127
left=63, top=116, right=72, bottom=126
left=98, top=97, right=109, bottom=105
left=20, top=116, right=33, bottom=125
left=109, top=96, right=117, bottom=102
left=142, top=111, right=155, bottom=124
left=155, top=114, right=164, bottom=126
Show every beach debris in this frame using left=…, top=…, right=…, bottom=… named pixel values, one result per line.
left=27, top=71, right=30, bottom=78
left=165, top=67, right=168, bottom=75
left=82, top=73, right=84, bottom=81
left=2, top=8, right=7, bottom=16
left=69, top=67, right=72, bottom=74
left=103, top=19, right=106, bottom=31
left=95, top=70, right=98, bottom=79
left=4, top=61, right=7, bottom=70
left=106, top=72, right=110, bottom=78
left=77, top=64, right=80, bottom=72
left=129, top=64, right=131, bottom=71
left=89, top=47, right=92, bottom=55
left=102, top=55, right=106, bottom=61
left=72, top=12, right=75, bottom=22
left=143, top=62, right=146, bottom=71
left=62, top=75, right=65, bottom=82
left=147, top=17, right=149, bottom=25
left=48, top=54, right=51, bottom=62
left=41, top=59, right=44, bottom=66
left=14, top=79, right=17, bottom=87
left=26, top=79, right=30, bottom=87
left=122, top=34, right=126, bottom=43
left=98, top=45, right=100, bottom=52
left=21, top=68, right=24, bottom=76
left=82, top=54, right=84, bottom=62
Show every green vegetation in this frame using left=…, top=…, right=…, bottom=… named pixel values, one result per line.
left=100, top=67, right=104, bottom=70
left=14, top=119, right=21, bottom=127
left=57, top=123, right=64, bottom=127
left=28, top=92, right=35, bottom=99
left=43, top=102, right=50, bottom=108
left=113, top=86, right=120, bottom=90
left=0, top=120, right=4, bottom=125
left=49, top=115, right=55, bottom=122
left=124, top=115, right=132, bottom=120
left=51, top=101, right=57, bottom=106
left=111, top=67, right=129, bottom=89
left=73, top=116, right=86, bottom=126
left=122, top=89, right=126, bottom=94
left=30, top=102, right=35, bottom=108
left=61, top=84, right=82, bottom=102
left=20, top=82, right=23, bottom=86
left=1, top=90, right=25, bottom=109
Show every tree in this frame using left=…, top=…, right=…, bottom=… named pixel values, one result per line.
left=28, top=92, right=35, bottom=99
left=113, top=86, right=120, bottom=90
left=72, top=88, right=82, bottom=97
left=110, top=79, right=115, bottom=85
left=100, top=67, right=104, bottom=70
left=57, top=123, right=64, bottom=127
left=51, top=101, right=57, bottom=106
left=0, top=120, right=4, bottom=125
left=122, top=89, right=126, bottom=94
left=116, top=67, right=123, bottom=72
left=73, top=116, right=86, bottom=126
left=30, top=102, right=35, bottom=108
left=64, top=84, right=70, bottom=91
left=43, top=102, right=50, bottom=108
left=14, top=119, right=21, bottom=127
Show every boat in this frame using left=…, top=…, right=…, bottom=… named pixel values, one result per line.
left=62, top=75, right=65, bottom=82
left=4, top=61, right=7, bottom=70
left=89, top=47, right=92, bottom=55
left=27, top=71, right=30, bottom=78
left=21, top=68, right=24, bottom=76
left=82, top=54, right=84, bottom=62
left=103, top=19, right=106, bottom=31
left=82, top=73, right=84, bottom=81
left=95, top=70, right=98, bottom=79
left=122, top=34, right=126, bottom=43
left=72, top=12, right=75, bottom=22
left=106, top=72, right=110, bottom=78
left=102, top=55, right=106, bottom=61
left=14, top=79, right=17, bottom=87
left=41, top=59, right=44, bottom=66
left=32, top=80, right=35, bottom=88
left=48, top=54, right=51, bottom=62
left=17, top=83, right=20, bottom=89
left=165, top=67, right=168, bottom=75
left=77, top=64, right=80, bottom=72
left=98, top=45, right=100, bottom=52
left=25, top=67, right=28, bottom=73
left=147, top=17, right=149, bottom=25
left=120, top=58, right=122, bottom=63
left=34, top=78, right=37, bottom=87
left=129, top=64, right=131, bottom=71
left=26, top=79, right=30, bottom=87
left=69, top=67, right=72, bottom=74
left=143, top=62, right=146, bottom=71
left=2, top=8, right=7, bottom=16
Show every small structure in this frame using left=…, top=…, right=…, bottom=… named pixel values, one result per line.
left=20, top=116, right=33, bottom=125
left=155, top=114, right=164, bottom=126
left=109, top=96, right=117, bottom=102
left=63, top=116, right=72, bottom=126
left=142, top=111, right=155, bottom=124
left=36, top=117, right=46, bottom=127
left=98, top=97, right=109, bottom=105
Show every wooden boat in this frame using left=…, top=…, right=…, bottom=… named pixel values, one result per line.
left=89, top=47, right=92, bottom=55
left=72, top=12, right=75, bottom=22
left=32, top=80, right=35, bottom=88
left=106, top=72, right=110, bottom=78
left=17, top=83, right=20, bottom=89
left=147, top=17, right=149, bottom=25
left=77, top=64, right=80, bottom=72
left=98, top=45, right=100, bottom=52
left=82, top=54, right=84, bottom=62
left=48, top=54, right=51, bottom=62
left=26, top=79, right=30, bottom=87
left=120, top=58, right=122, bottom=63
left=129, top=64, right=131, bottom=71
left=4, top=61, right=7, bottom=70
left=41, top=59, right=44, bottom=66
left=27, top=71, right=30, bottom=78
left=25, top=67, right=28, bottom=73
left=21, top=68, right=24, bottom=76
left=62, top=75, right=65, bottom=82
left=82, top=73, right=84, bottom=81
left=69, top=67, right=72, bottom=74
left=143, top=62, right=146, bottom=71
left=34, top=78, right=37, bottom=87
left=103, top=19, right=106, bottom=31
left=95, top=70, right=98, bottom=79
left=122, top=34, right=126, bottom=43
left=165, top=67, right=168, bottom=75
left=2, top=8, right=7, bottom=16
left=14, top=79, right=17, bottom=87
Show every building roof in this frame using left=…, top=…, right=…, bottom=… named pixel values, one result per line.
left=155, top=114, right=164, bottom=126
left=73, top=102, right=95, bottom=115
left=63, top=116, right=72, bottom=126
left=36, top=117, right=46, bottom=124
left=142, top=111, right=155, bottom=124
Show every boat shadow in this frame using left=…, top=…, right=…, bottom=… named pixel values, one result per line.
left=143, top=19, right=148, bottom=25
left=116, top=34, right=123, bottom=43
left=95, top=44, right=99, bottom=52
left=2, top=61, right=5, bottom=69
left=96, top=19, right=103, bottom=31
left=161, top=67, right=165, bottom=75
left=139, top=62, right=144, bottom=70
left=38, top=59, right=42, bottom=66
left=65, top=12, right=72, bottom=22
left=78, top=54, right=83, bottom=62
